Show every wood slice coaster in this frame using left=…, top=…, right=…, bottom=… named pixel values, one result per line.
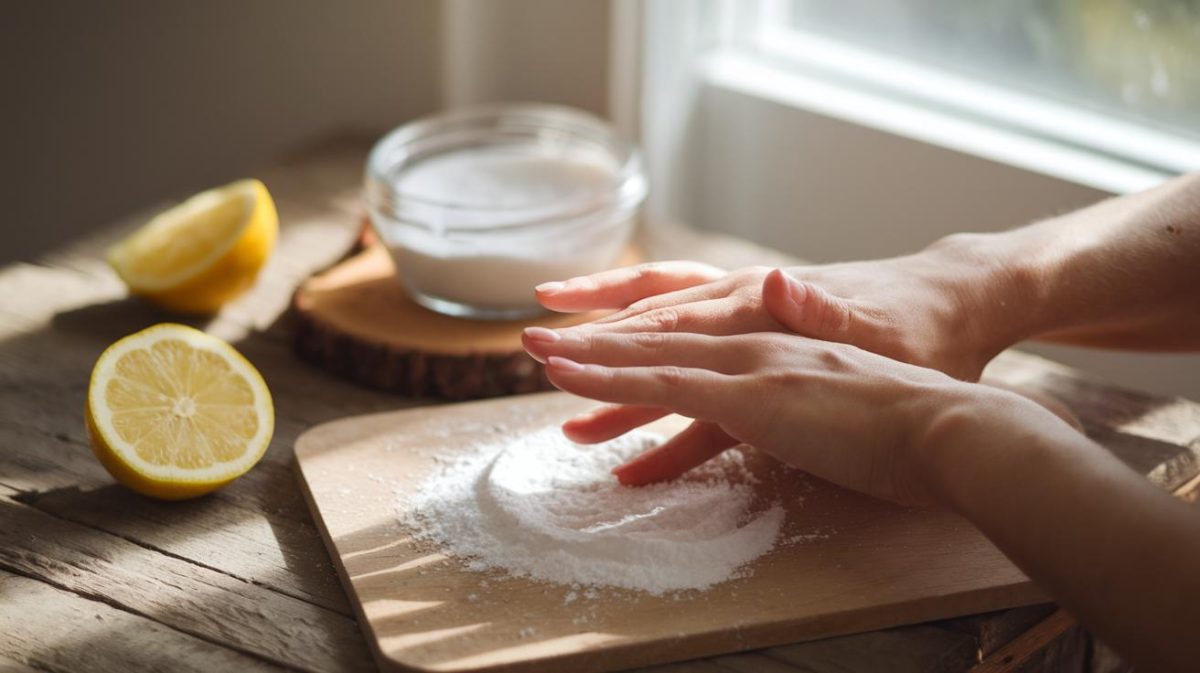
left=291, top=245, right=638, bottom=400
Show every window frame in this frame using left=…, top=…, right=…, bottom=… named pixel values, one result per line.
left=634, top=0, right=1197, bottom=198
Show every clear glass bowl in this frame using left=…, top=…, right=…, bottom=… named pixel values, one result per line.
left=365, top=104, right=648, bottom=320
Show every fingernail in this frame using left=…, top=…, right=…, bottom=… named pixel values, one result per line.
left=535, top=281, right=565, bottom=293
left=547, top=356, right=585, bottom=373
left=523, top=326, right=561, bottom=343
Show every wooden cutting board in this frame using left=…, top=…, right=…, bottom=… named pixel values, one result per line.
left=295, top=392, right=1045, bottom=673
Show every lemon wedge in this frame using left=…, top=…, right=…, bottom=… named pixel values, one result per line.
left=86, top=323, right=274, bottom=500
left=108, top=179, right=277, bottom=313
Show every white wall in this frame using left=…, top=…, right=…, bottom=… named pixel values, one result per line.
left=441, top=0, right=611, bottom=115
left=4, top=0, right=613, bottom=263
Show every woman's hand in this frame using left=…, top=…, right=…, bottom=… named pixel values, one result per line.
left=536, top=239, right=1021, bottom=381
left=535, top=329, right=1048, bottom=506
left=528, top=242, right=1025, bottom=447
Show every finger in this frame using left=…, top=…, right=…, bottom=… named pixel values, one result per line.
left=524, top=329, right=758, bottom=373
left=544, top=356, right=733, bottom=420
left=536, top=261, right=725, bottom=312
left=589, top=277, right=734, bottom=325
left=762, top=268, right=854, bottom=339
left=613, top=421, right=739, bottom=486
left=560, top=297, right=777, bottom=338
left=562, top=405, right=669, bottom=444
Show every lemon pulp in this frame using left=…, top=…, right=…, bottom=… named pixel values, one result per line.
left=87, top=323, right=274, bottom=499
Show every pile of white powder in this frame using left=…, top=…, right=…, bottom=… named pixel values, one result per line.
left=400, top=428, right=785, bottom=595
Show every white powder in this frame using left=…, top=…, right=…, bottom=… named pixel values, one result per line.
left=401, top=428, right=784, bottom=595
left=377, top=145, right=635, bottom=313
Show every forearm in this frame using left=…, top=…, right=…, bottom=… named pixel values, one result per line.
left=920, top=389, right=1200, bottom=673
left=938, top=171, right=1200, bottom=351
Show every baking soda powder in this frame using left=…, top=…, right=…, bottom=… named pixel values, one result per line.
left=401, top=428, right=784, bottom=595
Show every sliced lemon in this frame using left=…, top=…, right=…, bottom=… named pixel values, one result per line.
left=108, top=179, right=277, bottom=314
left=86, top=323, right=274, bottom=500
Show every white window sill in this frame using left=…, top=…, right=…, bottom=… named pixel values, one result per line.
left=699, top=36, right=1198, bottom=195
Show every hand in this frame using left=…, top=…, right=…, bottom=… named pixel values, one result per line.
left=537, top=245, right=1012, bottom=381
left=528, top=242, right=1019, bottom=447
left=536, top=330, right=1032, bottom=506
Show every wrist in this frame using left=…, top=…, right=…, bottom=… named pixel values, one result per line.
left=908, top=384, right=1042, bottom=513
left=921, top=231, right=1044, bottom=369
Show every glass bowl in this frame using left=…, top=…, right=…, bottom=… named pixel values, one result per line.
left=365, top=104, right=648, bottom=319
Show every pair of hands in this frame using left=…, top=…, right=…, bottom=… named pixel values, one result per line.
left=522, top=249, right=1033, bottom=506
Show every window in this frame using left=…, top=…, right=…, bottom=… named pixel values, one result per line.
left=681, top=0, right=1200, bottom=193
left=781, top=1, right=1200, bottom=140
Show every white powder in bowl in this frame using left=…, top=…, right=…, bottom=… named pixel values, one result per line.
left=401, top=428, right=784, bottom=595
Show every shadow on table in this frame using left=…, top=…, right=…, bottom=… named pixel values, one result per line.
left=51, top=297, right=212, bottom=343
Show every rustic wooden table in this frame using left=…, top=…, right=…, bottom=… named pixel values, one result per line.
left=3, top=140, right=1197, bottom=673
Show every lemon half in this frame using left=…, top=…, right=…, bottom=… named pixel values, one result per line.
left=107, top=179, right=277, bottom=313
left=86, top=323, right=274, bottom=500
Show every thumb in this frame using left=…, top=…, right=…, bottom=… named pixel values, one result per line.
left=762, top=268, right=852, bottom=338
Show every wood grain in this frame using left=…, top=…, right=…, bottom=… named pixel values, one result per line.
left=296, top=393, right=1051, bottom=673
left=967, top=610, right=1083, bottom=673
left=0, top=496, right=375, bottom=672
left=0, top=568, right=286, bottom=673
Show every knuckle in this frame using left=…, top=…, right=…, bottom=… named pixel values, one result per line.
left=755, top=331, right=792, bottom=354
left=732, top=333, right=786, bottom=368
left=737, top=265, right=772, bottom=278
left=761, top=367, right=805, bottom=391
left=654, top=365, right=690, bottom=387
left=644, top=307, right=680, bottom=332
left=624, top=296, right=657, bottom=315
left=818, top=297, right=850, bottom=335
left=633, top=260, right=681, bottom=283
left=632, top=262, right=669, bottom=282
left=729, top=296, right=764, bottom=321
left=729, top=266, right=772, bottom=294
left=573, top=331, right=597, bottom=356
left=630, top=331, right=669, bottom=351
left=815, top=343, right=855, bottom=372
left=572, top=274, right=601, bottom=292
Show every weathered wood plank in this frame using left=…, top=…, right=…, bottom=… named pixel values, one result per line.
left=631, top=661, right=732, bottom=673
left=967, top=610, right=1085, bottom=673
left=986, top=352, right=1200, bottom=491
left=1175, top=472, right=1200, bottom=506
left=0, top=654, right=50, bottom=673
left=0, top=497, right=373, bottom=673
left=760, top=626, right=979, bottom=673
left=16, top=479, right=349, bottom=614
left=939, top=604, right=1057, bottom=659
left=0, top=420, right=350, bottom=613
left=985, top=352, right=1200, bottom=449
left=0, top=568, right=286, bottom=673
left=703, top=652, right=812, bottom=673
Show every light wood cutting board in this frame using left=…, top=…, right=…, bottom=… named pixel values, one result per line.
left=294, top=393, right=1041, bottom=673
